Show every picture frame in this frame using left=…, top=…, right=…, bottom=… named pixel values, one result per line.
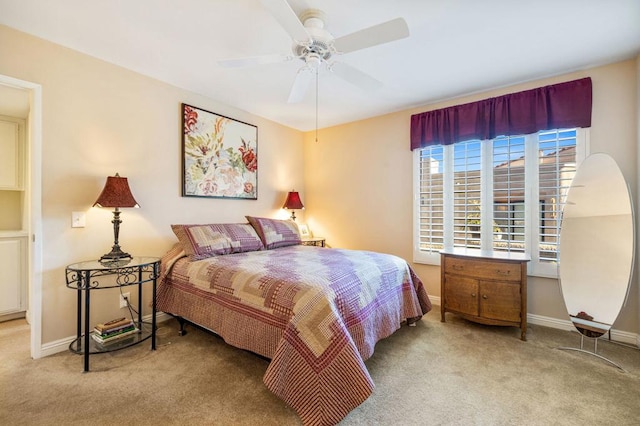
left=182, top=103, right=258, bottom=199
left=298, top=224, right=311, bottom=238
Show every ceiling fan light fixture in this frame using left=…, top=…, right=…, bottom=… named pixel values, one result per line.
left=220, top=3, right=410, bottom=104
left=293, top=41, right=333, bottom=62
left=305, top=54, right=322, bottom=69
left=299, top=9, right=327, bottom=28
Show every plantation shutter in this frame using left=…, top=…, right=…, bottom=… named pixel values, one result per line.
left=452, top=141, right=482, bottom=248
left=418, top=145, right=444, bottom=254
left=492, top=135, right=527, bottom=254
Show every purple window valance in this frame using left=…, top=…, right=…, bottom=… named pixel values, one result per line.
left=410, top=77, right=592, bottom=150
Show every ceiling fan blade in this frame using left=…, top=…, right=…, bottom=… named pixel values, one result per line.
left=331, top=62, right=383, bottom=92
left=288, top=67, right=314, bottom=103
left=333, top=17, right=410, bottom=54
left=218, top=54, right=291, bottom=68
left=260, top=0, right=310, bottom=42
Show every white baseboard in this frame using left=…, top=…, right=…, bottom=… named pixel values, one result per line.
left=527, top=313, right=574, bottom=332
left=527, top=314, right=639, bottom=345
left=611, top=328, right=640, bottom=346
left=40, top=312, right=173, bottom=358
left=429, top=295, right=441, bottom=306
left=431, top=300, right=639, bottom=347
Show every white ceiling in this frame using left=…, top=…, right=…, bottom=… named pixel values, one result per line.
left=1, top=0, right=639, bottom=131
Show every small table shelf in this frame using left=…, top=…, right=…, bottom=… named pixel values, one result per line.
left=65, top=256, right=161, bottom=372
left=68, top=322, right=154, bottom=355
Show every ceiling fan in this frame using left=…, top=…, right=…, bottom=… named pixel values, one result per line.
left=219, top=0, right=410, bottom=103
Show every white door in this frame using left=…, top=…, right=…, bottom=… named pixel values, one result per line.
left=0, top=236, right=26, bottom=315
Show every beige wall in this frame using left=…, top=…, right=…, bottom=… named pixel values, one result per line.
left=304, top=59, right=639, bottom=334
left=0, top=25, right=305, bottom=343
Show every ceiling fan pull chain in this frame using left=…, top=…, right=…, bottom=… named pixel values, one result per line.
left=315, top=65, right=319, bottom=143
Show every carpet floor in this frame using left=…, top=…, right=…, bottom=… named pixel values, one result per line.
left=1, top=311, right=639, bottom=425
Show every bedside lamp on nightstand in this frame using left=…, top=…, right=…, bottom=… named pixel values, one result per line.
left=93, top=173, right=140, bottom=262
left=283, top=190, right=304, bottom=221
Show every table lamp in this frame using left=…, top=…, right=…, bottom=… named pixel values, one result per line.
left=93, top=173, right=140, bottom=262
left=283, top=190, right=304, bottom=221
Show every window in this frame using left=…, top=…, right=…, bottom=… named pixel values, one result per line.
left=413, top=128, right=587, bottom=277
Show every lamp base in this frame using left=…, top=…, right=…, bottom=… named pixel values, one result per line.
left=100, top=208, right=132, bottom=264
left=100, top=245, right=132, bottom=263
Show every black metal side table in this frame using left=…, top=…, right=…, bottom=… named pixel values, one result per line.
left=65, top=256, right=161, bottom=372
left=301, top=237, right=326, bottom=247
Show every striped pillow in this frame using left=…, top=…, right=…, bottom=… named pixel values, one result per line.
left=171, top=223, right=264, bottom=260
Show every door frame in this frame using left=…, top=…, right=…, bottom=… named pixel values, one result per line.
left=0, top=74, right=43, bottom=359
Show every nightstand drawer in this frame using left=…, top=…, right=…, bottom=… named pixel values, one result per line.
left=444, top=256, right=521, bottom=282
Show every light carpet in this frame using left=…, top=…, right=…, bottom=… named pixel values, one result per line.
left=1, top=311, right=639, bottom=425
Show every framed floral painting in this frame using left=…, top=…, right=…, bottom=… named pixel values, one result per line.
left=182, top=103, right=258, bottom=199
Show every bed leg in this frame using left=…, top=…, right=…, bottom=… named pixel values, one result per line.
left=177, top=317, right=188, bottom=336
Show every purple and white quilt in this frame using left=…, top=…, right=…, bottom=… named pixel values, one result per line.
left=157, top=244, right=431, bottom=425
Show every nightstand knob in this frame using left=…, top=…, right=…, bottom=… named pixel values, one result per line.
left=482, top=294, right=488, bottom=299
left=471, top=293, right=476, bottom=297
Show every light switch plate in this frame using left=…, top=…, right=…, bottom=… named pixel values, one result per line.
left=71, top=211, right=86, bottom=228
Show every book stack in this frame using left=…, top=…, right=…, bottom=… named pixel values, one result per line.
left=92, top=317, right=138, bottom=345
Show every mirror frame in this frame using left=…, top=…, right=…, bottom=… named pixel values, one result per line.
left=558, top=152, right=635, bottom=338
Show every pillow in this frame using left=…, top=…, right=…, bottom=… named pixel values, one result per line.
left=246, top=216, right=301, bottom=249
left=171, top=223, right=264, bottom=260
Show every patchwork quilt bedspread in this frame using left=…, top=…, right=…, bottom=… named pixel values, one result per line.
left=157, top=244, right=431, bottom=425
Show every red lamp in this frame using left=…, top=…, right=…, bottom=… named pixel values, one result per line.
left=283, top=190, right=304, bottom=221
left=93, top=173, right=140, bottom=262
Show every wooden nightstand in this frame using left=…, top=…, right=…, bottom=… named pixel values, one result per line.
left=440, top=248, right=529, bottom=340
left=301, top=237, right=325, bottom=247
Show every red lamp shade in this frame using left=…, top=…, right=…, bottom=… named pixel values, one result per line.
left=283, top=191, right=304, bottom=221
left=283, top=191, right=304, bottom=210
left=93, top=173, right=140, bottom=208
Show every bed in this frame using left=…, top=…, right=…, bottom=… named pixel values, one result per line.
left=157, top=217, right=432, bottom=426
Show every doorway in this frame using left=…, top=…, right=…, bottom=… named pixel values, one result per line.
left=0, top=74, right=43, bottom=359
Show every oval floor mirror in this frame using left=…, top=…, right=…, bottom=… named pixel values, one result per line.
left=558, top=152, right=635, bottom=369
